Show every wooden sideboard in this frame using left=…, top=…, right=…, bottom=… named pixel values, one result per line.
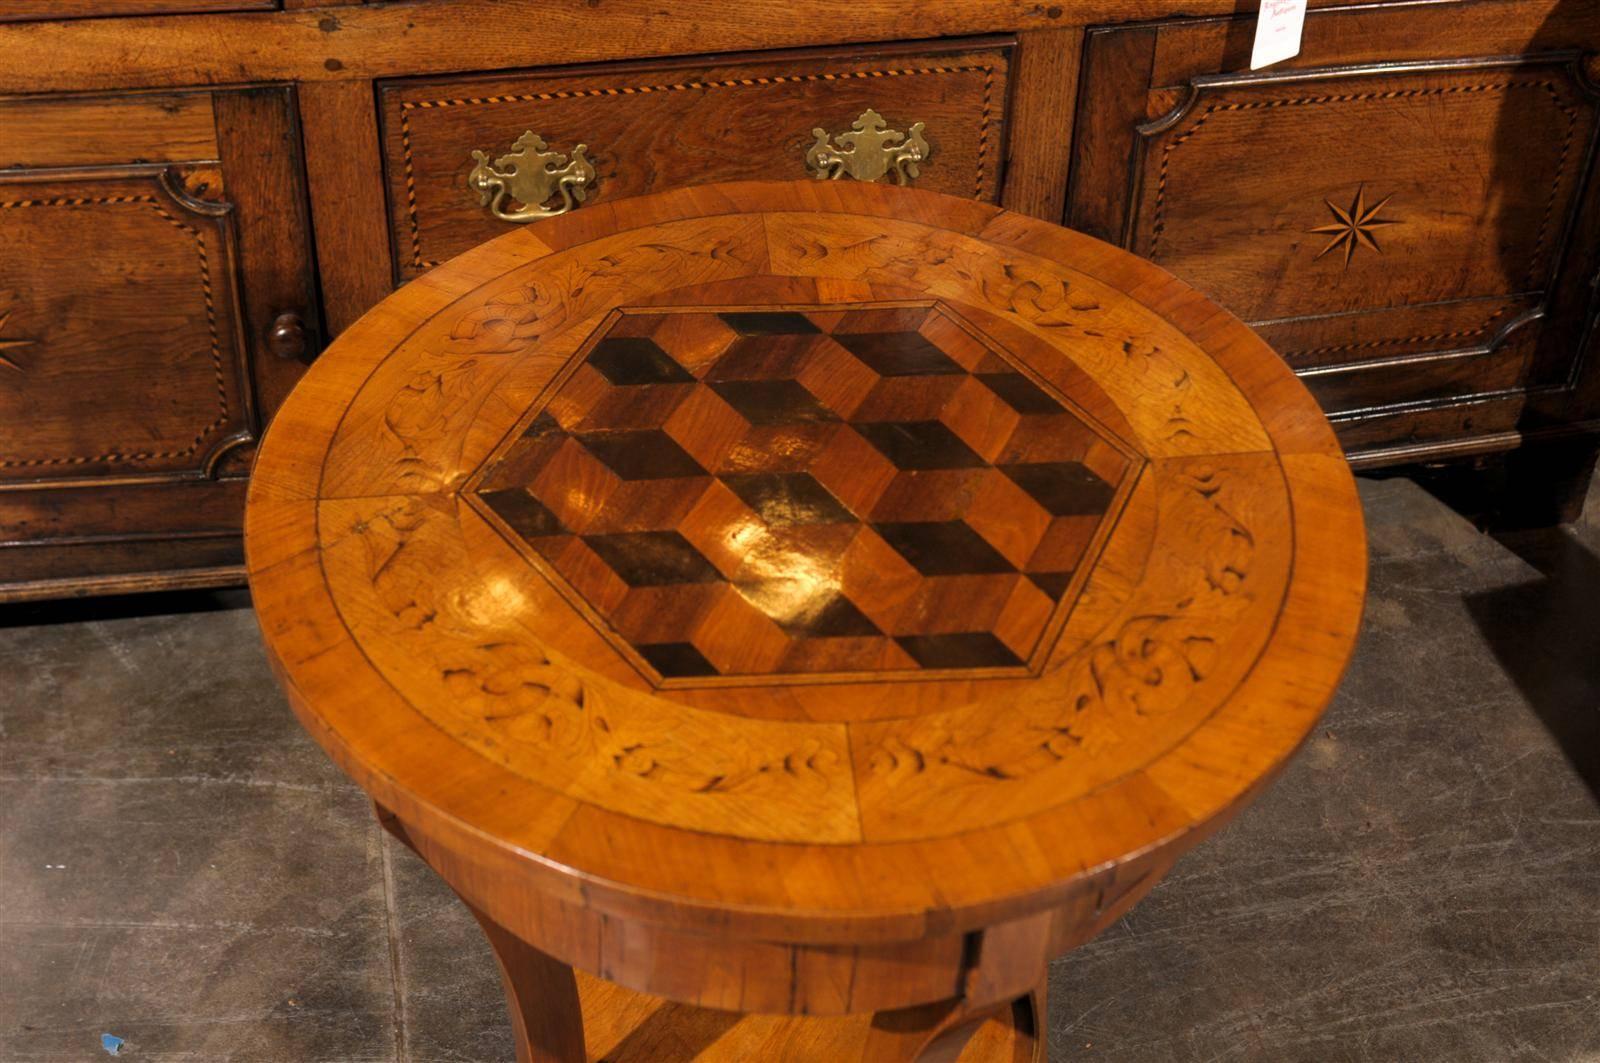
left=1, top=0, right=1596, bottom=601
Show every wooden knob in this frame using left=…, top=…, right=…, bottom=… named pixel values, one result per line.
left=266, top=312, right=308, bottom=361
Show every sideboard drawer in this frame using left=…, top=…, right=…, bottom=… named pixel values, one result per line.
left=1068, top=0, right=1600, bottom=461
left=378, top=39, right=1013, bottom=281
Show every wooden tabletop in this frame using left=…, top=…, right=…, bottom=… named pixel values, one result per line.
left=246, top=180, right=1366, bottom=952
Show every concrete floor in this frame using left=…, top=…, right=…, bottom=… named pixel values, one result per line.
left=2, top=473, right=1597, bottom=1062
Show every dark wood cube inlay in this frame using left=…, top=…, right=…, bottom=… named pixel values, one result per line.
left=470, top=301, right=1137, bottom=684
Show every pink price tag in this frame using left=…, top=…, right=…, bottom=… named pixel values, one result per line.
left=1251, top=0, right=1307, bottom=70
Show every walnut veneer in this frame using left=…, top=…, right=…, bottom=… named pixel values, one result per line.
left=245, top=179, right=1367, bottom=1062
left=0, top=0, right=1595, bottom=599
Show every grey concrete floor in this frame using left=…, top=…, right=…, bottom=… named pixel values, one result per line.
left=2, top=473, right=1597, bottom=1062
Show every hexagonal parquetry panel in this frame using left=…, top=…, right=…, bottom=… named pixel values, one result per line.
left=467, top=302, right=1139, bottom=686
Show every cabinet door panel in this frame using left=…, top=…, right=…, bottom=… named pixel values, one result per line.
left=0, top=168, right=252, bottom=481
left=0, top=86, right=320, bottom=599
left=1127, top=61, right=1589, bottom=374
left=1068, top=0, right=1600, bottom=459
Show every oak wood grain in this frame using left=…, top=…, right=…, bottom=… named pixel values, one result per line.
left=213, top=87, right=323, bottom=418
left=0, top=0, right=270, bottom=22
left=4, top=0, right=1545, bottom=96
left=0, top=91, right=217, bottom=168
left=999, top=27, right=1084, bottom=223
left=298, top=78, right=394, bottom=334
left=0, top=0, right=1319, bottom=94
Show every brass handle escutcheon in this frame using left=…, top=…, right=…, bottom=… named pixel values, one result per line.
left=805, top=109, right=929, bottom=185
left=266, top=311, right=309, bottom=361
left=467, top=131, right=596, bottom=223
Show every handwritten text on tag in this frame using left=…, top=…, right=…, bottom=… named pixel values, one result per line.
left=1251, top=0, right=1307, bottom=70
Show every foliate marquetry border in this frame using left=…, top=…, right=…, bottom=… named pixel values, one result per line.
left=1142, top=78, right=1584, bottom=362
left=394, top=61, right=1002, bottom=272
left=0, top=178, right=238, bottom=473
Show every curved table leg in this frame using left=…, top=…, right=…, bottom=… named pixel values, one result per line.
left=1022, top=973, right=1048, bottom=1063
left=863, top=967, right=1048, bottom=1063
left=374, top=803, right=585, bottom=1063
left=464, top=901, right=586, bottom=1063
left=864, top=996, right=1011, bottom=1062
left=377, top=801, right=1049, bottom=1063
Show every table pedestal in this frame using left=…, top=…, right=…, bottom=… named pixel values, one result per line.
left=380, top=805, right=1044, bottom=1062
left=543, top=962, right=1040, bottom=1062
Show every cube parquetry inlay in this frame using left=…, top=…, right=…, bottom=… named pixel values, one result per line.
left=467, top=302, right=1138, bottom=686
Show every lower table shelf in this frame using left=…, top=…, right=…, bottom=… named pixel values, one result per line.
left=571, top=969, right=1038, bottom=1062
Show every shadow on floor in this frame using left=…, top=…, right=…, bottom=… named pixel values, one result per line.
left=1464, top=526, right=1600, bottom=804
left=0, top=586, right=251, bottom=629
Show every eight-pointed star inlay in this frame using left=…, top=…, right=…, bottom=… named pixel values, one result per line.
left=0, top=309, right=35, bottom=375
left=1308, top=185, right=1402, bottom=268
left=466, top=302, right=1140, bottom=686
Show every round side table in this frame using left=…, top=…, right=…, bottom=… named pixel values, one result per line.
left=246, top=181, right=1366, bottom=1062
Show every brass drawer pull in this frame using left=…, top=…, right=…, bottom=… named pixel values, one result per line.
left=805, top=109, right=929, bottom=185
left=467, top=131, right=596, bottom=223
